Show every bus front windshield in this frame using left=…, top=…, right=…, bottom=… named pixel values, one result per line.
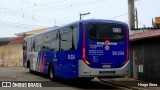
left=88, top=23, right=125, bottom=42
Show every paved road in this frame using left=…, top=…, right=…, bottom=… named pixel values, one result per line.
left=0, top=67, right=130, bottom=90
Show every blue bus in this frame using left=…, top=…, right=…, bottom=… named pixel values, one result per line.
left=23, top=19, right=129, bottom=80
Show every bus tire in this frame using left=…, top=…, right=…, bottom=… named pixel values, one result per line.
left=28, top=61, right=33, bottom=73
left=48, top=64, right=55, bottom=80
left=29, top=65, right=33, bottom=73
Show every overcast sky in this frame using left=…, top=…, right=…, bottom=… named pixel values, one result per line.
left=0, top=0, right=160, bottom=37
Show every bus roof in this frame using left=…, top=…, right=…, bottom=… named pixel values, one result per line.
left=25, top=19, right=127, bottom=39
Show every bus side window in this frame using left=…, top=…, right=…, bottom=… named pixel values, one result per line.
left=32, top=40, right=36, bottom=51
left=73, top=26, right=78, bottom=50
left=60, top=28, right=72, bottom=51
left=39, top=33, right=54, bottom=52
left=23, top=41, right=27, bottom=50
left=40, top=46, right=51, bottom=51
left=23, top=40, right=27, bottom=55
left=52, top=32, right=59, bottom=51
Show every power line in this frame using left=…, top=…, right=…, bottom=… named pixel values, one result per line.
left=18, top=0, right=67, bottom=10
left=7, top=0, right=110, bottom=23
left=21, top=0, right=37, bottom=6
left=0, top=20, right=48, bottom=30
left=21, top=0, right=109, bottom=13
left=0, top=7, right=55, bottom=23
left=109, top=13, right=128, bottom=19
left=0, top=7, right=78, bottom=26
left=69, top=0, right=108, bottom=7
left=138, top=20, right=145, bottom=27
left=136, top=2, right=153, bottom=18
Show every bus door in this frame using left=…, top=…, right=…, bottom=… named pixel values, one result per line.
left=23, top=40, right=27, bottom=68
left=59, top=51, right=76, bottom=73
left=53, top=51, right=62, bottom=77
left=59, top=26, right=78, bottom=78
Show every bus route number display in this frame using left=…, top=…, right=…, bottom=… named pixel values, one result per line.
left=113, top=28, right=122, bottom=33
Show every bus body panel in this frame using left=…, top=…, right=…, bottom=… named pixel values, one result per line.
left=55, top=51, right=79, bottom=79
left=27, top=52, right=39, bottom=71
left=86, top=39, right=127, bottom=68
left=78, top=21, right=129, bottom=78
left=84, top=22, right=128, bottom=69
left=23, top=19, right=129, bottom=79
left=78, top=60, right=129, bottom=77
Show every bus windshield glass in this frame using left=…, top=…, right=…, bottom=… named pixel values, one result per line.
left=88, top=23, right=125, bottom=42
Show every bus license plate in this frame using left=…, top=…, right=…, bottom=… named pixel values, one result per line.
left=99, top=71, right=115, bottom=74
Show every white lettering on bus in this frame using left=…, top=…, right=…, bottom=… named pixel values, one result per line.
left=112, top=51, right=124, bottom=56
left=68, top=54, right=75, bottom=60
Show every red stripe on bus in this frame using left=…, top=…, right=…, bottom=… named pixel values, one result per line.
left=40, top=53, right=46, bottom=73
left=82, top=22, right=86, bottom=59
left=82, top=22, right=91, bottom=66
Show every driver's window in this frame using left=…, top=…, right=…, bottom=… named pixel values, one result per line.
left=23, top=41, right=27, bottom=55
left=23, top=41, right=27, bottom=50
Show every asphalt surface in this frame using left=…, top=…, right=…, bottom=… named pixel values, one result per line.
left=0, top=67, right=130, bottom=90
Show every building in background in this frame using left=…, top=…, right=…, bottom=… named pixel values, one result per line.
left=153, top=17, right=160, bottom=27
left=0, top=26, right=57, bottom=67
left=0, top=38, right=15, bottom=46
left=130, top=24, right=160, bottom=82
left=10, top=27, right=56, bottom=44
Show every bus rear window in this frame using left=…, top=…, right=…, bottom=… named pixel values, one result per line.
left=88, top=23, right=125, bottom=42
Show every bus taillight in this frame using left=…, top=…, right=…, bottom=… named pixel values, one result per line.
left=105, top=40, right=110, bottom=43
left=83, top=59, right=91, bottom=66
left=82, top=48, right=91, bottom=66
left=82, top=22, right=91, bottom=66
left=82, top=48, right=86, bottom=59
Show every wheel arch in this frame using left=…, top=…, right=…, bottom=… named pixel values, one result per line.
left=27, top=60, right=30, bottom=68
left=48, top=62, right=54, bottom=74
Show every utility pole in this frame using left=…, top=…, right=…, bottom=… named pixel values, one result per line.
left=80, top=12, right=90, bottom=20
left=135, top=8, right=138, bottom=29
left=128, top=0, right=135, bottom=30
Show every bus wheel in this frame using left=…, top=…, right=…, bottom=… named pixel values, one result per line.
left=29, top=65, right=33, bottom=73
left=28, top=61, right=33, bottom=73
left=49, top=64, right=55, bottom=80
